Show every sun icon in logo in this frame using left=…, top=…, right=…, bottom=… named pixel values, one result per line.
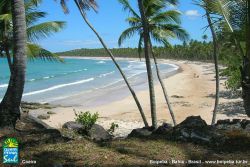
left=3, top=138, right=18, bottom=148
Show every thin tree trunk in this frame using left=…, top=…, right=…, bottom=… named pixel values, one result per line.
left=149, top=41, right=177, bottom=126
left=138, top=0, right=157, bottom=129
left=74, top=0, right=149, bottom=127
left=206, top=11, right=220, bottom=125
left=0, top=0, right=27, bottom=128
left=241, top=0, right=250, bottom=116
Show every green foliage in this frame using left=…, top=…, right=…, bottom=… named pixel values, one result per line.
left=108, top=122, right=119, bottom=135
left=74, top=110, right=99, bottom=131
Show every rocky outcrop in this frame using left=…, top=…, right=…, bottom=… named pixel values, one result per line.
left=128, top=127, right=153, bottom=138
left=62, top=122, right=111, bottom=141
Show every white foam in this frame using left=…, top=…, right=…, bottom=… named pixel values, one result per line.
left=99, top=71, right=115, bottom=78
left=23, top=77, right=94, bottom=96
left=96, top=60, right=106, bottom=64
left=0, top=84, right=8, bottom=88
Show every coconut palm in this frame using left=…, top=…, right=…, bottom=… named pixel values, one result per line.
left=59, top=0, right=149, bottom=127
left=0, top=0, right=26, bottom=128
left=118, top=0, right=188, bottom=126
left=0, top=0, right=65, bottom=128
left=195, top=0, right=220, bottom=124
left=199, top=0, right=250, bottom=117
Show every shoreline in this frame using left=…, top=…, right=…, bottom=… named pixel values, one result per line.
left=29, top=59, right=249, bottom=137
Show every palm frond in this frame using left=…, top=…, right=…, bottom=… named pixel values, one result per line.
left=118, top=26, right=141, bottom=46
left=27, top=43, right=64, bottom=62
left=150, top=10, right=181, bottom=24
left=27, top=21, right=66, bottom=42
left=26, top=11, right=47, bottom=26
left=118, top=0, right=140, bottom=19
left=126, top=17, right=141, bottom=27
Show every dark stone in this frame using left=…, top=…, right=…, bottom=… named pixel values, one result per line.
left=241, top=119, right=250, bottom=129
left=216, top=119, right=230, bottom=125
left=176, top=116, right=207, bottom=129
left=62, top=121, right=83, bottom=131
left=128, top=127, right=152, bottom=138
left=152, top=123, right=173, bottom=136
left=87, top=124, right=112, bottom=141
left=171, top=116, right=213, bottom=144
left=232, top=119, right=241, bottom=124
left=37, top=114, right=50, bottom=120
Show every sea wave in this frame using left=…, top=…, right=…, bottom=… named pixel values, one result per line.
left=0, top=84, right=8, bottom=88
left=96, top=61, right=106, bottom=64
left=23, top=77, right=94, bottom=96
left=99, top=71, right=115, bottom=78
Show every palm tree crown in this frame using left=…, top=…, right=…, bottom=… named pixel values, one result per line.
left=118, top=0, right=189, bottom=57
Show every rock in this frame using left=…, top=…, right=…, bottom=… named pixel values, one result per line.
left=152, top=123, right=173, bottom=135
left=47, top=111, right=56, bottom=115
left=128, top=128, right=152, bottom=138
left=232, top=119, right=241, bottom=124
left=244, top=124, right=250, bottom=132
left=190, top=132, right=210, bottom=143
left=177, top=116, right=207, bottom=129
left=87, top=124, right=112, bottom=141
left=171, top=95, right=184, bottom=98
left=241, top=119, right=250, bottom=129
left=216, top=119, right=230, bottom=125
left=37, top=114, right=50, bottom=120
left=171, top=116, right=213, bottom=144
left=62, top=121, right=83, bottom=131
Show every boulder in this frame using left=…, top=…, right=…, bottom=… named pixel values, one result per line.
left=62, top=121, right=83, bottom=131
left=37, top=114, right=50, bottom=120
left=87, top=124, right=112, bottom=141
left=171, top=116, right=212, bottom=144
left=152, top=123, right=173, bottom=136
left=216, top=119, right=230, bottom=125
left=176, top=116, right=207, bottom=129
left=128, top=128, right=152, bottom=138
left=241, top=119, right=250, bottom=129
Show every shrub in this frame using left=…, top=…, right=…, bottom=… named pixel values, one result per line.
left=74, top=110, right=99, bottom=131
left=108, top=122, right=119, bottom=135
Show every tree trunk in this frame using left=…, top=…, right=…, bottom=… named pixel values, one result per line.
left=241, top=0, right=250, bottom=116
left=206, top=12, right=220, bottom=125
left=0, top=0, right=27, bottom=128
left=138, top=0, right=157, bottom=128
left=74, top=0, right=149, bottom=127
left=149, top=41, right=177, bottom=126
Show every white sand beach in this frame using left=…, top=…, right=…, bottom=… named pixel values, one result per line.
left=29, top=59, right=249, bottom=137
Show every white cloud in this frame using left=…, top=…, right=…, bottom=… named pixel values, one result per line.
left=185, top=10, right=201, bottom=17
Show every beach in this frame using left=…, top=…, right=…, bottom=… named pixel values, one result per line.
left=29, top=58, right=249, bottom=137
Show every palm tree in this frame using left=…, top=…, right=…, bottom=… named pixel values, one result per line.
left=206, top=11, right=220, bottom=125
left=197, top=0, right=220, bottom=124
left=118, top=0, right=188, bottom=126
left=0, top=0, right=65, bottom=128
left=202, top=0, right=250, bottom=117
left=0, top=0, right=27, bottom=128
left=59, top=0, right=149, bottom=127
left=137, top=0, right=157, bottom=128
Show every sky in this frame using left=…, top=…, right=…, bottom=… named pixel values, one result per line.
left=36, top=0, right=210, bottom=52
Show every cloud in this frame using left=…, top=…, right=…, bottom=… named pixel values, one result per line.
left=185, top=10, right=201, bottom=17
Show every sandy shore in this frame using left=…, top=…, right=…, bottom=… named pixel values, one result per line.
left=30, top=59, right=249, bottom=137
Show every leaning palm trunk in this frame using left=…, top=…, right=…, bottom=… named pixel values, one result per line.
left=241, top=0, right=250, bottom=116
left=74, top=0, right=149, bottom=127
left=206, top=11, right=220, bottom=125
left=149, top=41, right=176, bottom=126
left=138, top=0, right=157, bottom=129
left=0, top=0, right=27, bottom=128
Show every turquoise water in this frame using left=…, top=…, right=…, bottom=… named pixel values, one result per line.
left=0, top=57, right=178, bottom=104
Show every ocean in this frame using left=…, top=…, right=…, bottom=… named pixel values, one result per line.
left=0, top=57, right=178, bottom=105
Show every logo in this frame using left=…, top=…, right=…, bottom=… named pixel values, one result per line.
left=2, top=138, right=19, bottom=164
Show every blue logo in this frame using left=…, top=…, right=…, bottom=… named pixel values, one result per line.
left=2, top=138, right=19, bottom=164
